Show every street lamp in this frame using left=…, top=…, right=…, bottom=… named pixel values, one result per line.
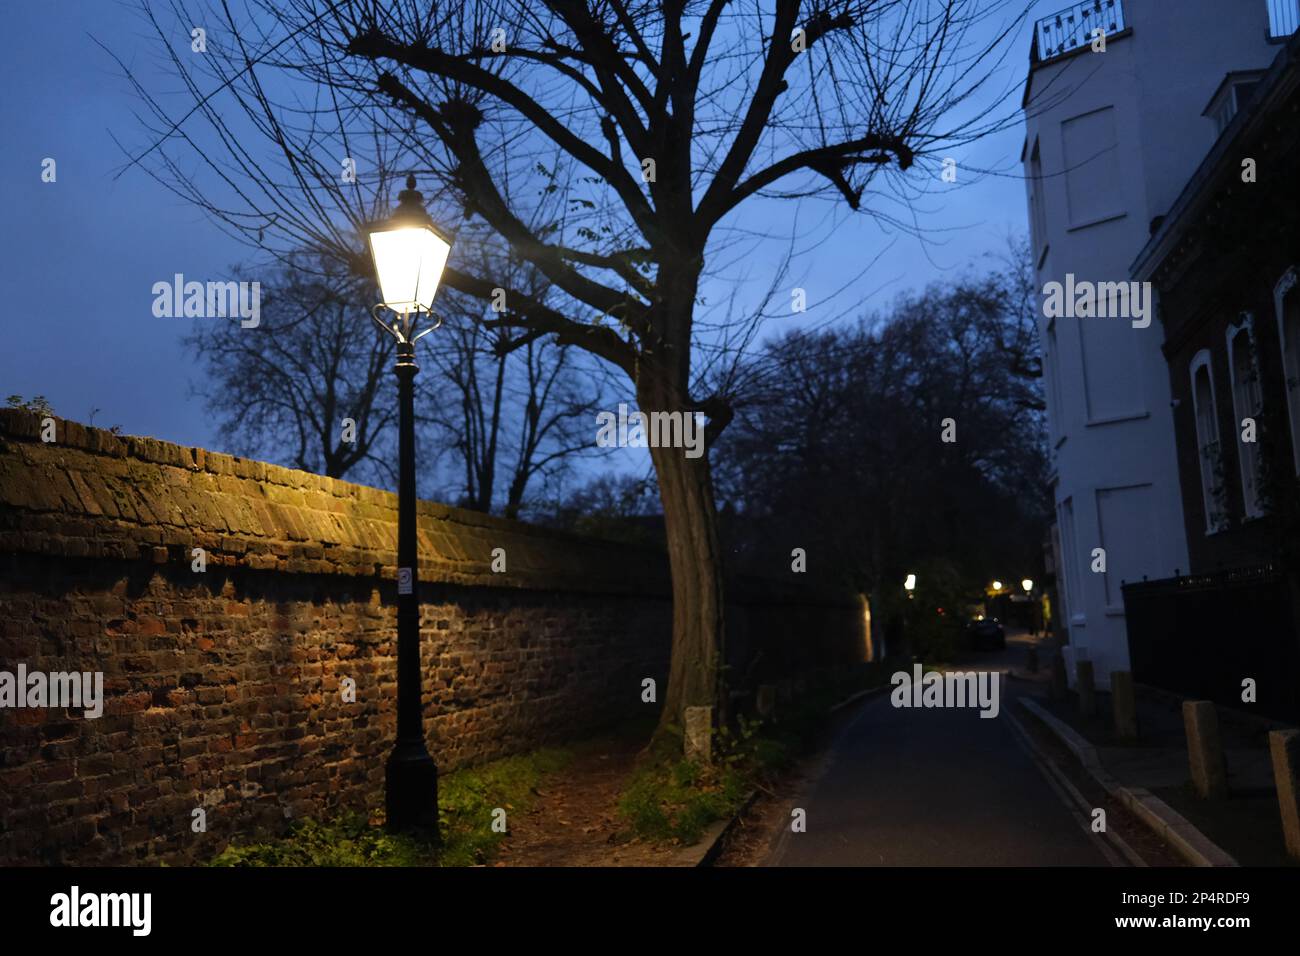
left=903, top=573, right=917, bottom=592
left=992, top=580, right=1003, bottom=592
left=365, top=175, right=452, bottom=835
left=1022, top=578, right=1038, bottom=636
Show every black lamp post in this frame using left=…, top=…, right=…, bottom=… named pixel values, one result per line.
left=365, top=175, right=453, bottom=834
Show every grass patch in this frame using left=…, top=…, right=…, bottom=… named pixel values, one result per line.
left=615, top=709, right=813, bottom=845
left=617, top=736, right=752, bottom=845
left=438, top=748, right=571, bottom=867
left=209, top=747, right=572, bottom=867
left=208, top=812, right=434, bottom=867
left=617, top=666, right=889, bottom=846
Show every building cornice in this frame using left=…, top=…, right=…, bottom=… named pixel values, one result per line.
left=1132, top=33, right=1300, bottom=283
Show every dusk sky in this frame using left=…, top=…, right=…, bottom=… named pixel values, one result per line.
left=0, top=1, right=1042, bottom=458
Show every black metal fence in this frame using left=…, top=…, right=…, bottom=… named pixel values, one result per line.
left=1122, top=565, right=1300, bottom=722
left=1034, top=0, right=1125, bottom=62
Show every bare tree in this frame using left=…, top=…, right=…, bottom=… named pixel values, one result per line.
left=423, top=295, right=609, bottom=517
left=715, top=259, right=1050, bottom=650
left=187, top=251, right=400, bottom=482
left=187, top=246, right=604, bottom=511
left=500, top=333, right=608, bottom=519
left=116, top=0, right=1023, bottom=742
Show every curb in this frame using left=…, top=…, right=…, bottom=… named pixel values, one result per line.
left=1018, top=697, right=1119, bottom=786
left=1002, top=705, right=1147, bottom=867
left=1018, top=697, right=1238, bottom=867
left=680, top=789, right=760, bottom=867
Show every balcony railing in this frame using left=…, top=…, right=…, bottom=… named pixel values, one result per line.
left=1270, top=0, right=1300, bottom=38
left=1034, top=0, right=1125, bottom=62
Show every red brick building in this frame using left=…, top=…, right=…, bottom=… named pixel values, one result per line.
left=1124, top=33, right=1300, bottom=719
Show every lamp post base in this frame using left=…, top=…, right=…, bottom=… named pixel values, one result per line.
left=385, top=743, right=439, bottom=836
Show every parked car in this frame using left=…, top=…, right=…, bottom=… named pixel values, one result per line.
left=964, top=615, right=1006, bottom=651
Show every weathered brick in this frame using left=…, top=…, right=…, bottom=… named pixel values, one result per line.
left=0, top=414, right=860, bottom=865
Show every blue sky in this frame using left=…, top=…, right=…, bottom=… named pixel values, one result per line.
left=0, top=1, right=1043, bottom=457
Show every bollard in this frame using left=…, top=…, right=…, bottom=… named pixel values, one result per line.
left=1050, top=653, right=1068, bottom=701
left=1076, top=660, right=1097, bottom=718
left=1268, top=730, right=1300, bottom=860
left=1026, top=647, right=1039, bottom=675
left=1183, top=701, right=1228, bottom=800
left=1111, top=670, right=1139, bottom=740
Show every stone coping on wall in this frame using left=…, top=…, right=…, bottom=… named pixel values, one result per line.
left=0, top=409, right=854, bottom=607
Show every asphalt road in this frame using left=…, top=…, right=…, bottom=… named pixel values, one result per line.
left=768, top=669, right=1112, bottom=867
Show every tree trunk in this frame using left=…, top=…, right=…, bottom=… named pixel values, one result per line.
left=639, top=370, right=728, bottom=743
left=504, top=471, right=526, bottom=521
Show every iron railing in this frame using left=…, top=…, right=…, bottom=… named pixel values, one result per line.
left=1122, top=565, right=1300, bottom=721
left=1034, top=0, right=1125, bottom=62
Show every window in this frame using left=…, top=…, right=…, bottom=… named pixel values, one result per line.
left=1061, top=107, right=1124, bottom=229
left=1226, top=318, right=1264, bottom=517
left=1029, top=139, right=1049, bottom=259
left=1059, top=497, right=1084, bottom=624
left=1080, top=312, right=1146, bottom=423
left=1189, top=350, right=1227, bottom=532
left=1096, top=484, right=1154, bottom=610
left=1207, top=97, right=1234, bottom=135
left=1045, top=318, right=1065, bottom=440
left=1275, top=267, right=1300, bottom=475
left=1051, top=522, right=1067, bottom=623
left=1206, top=80, right=1261, bottom=135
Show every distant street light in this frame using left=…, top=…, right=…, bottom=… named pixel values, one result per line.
left=365, top=175, right=452, bottom=835
left=904, top=573, right=917, bottom=592
left=991, top=580, right=1003, bottom=592
left=1023, top=579, right=1039, bottom=636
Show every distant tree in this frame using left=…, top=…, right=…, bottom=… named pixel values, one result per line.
left=186, top=251, right=400, bottom=483
left=6, top=395, right=54, bottom=417
left=714, top=256, right=1050, bottom=643
left=421, top=247, right=611, bottom=517
left=532, top=471, right=663, bottom=546
left=188, top=249, right=605, bottom=512
left=981, top=234, right=1044, bottom=410
left=423, top=308, right=611, bottom=517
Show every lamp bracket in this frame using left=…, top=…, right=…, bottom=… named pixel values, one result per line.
left=370, top=303, right=443, bottom=346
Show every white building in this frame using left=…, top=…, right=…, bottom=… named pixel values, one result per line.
left=1021, top=0, right=1294, bottom=686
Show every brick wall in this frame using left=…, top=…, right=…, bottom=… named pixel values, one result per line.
left=0, top=410, right=864, bottom=864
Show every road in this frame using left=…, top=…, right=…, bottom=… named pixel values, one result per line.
left=768, top=631, right=1113, bottom=866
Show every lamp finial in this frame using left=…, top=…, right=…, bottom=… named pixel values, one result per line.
left=393, top=176, right=431, bottom=226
